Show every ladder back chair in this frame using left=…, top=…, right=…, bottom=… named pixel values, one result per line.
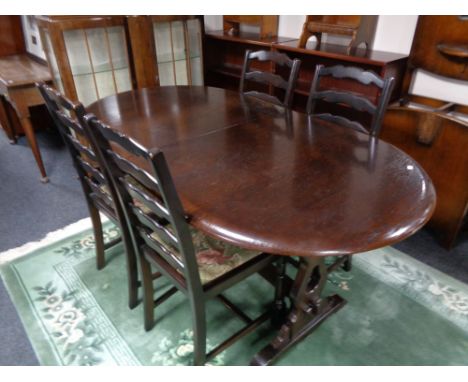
left=84, top=114, right=283, bottom=366
left=306, top=64, right=395, bottom=137
left=240, top=50, right=301, bottom=108
left=36, top=83, right=141, bottom=309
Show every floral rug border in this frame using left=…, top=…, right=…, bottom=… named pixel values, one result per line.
left=0, top=216, right=108, bottom=266
left=354, top=248, right=468, bottom=331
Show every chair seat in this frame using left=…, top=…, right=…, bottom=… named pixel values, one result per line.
left=150, top=228, right=261, bottom=285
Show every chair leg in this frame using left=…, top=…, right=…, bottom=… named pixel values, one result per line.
left=190, top=299, right=207, bottom=366
left=89, top=204, right=105, bottom=270
left=140, top=253, right=155, bottom=331
left=126, top=246, right=140, bottom=310
left=120, top=229, right=140, bottom=310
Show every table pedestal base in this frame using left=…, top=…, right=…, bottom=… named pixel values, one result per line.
left=250, top=257, right=346, bottom=366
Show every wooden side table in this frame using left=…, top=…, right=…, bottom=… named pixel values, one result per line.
left=0, top=54, right=52, bottom=182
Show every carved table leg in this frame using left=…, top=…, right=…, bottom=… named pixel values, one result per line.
left=250, top=257, right=346, bottom=366
left=272, top=257, right=288, bottom=328
left=343, top=255, right=352, bottom=272
left=5, top=88, right=49, bottom=183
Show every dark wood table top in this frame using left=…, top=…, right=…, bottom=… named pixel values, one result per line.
left=88, top=86, right=436, bottom=257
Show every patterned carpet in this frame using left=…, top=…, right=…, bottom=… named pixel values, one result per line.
left=1, top=220, right=467, bottom=366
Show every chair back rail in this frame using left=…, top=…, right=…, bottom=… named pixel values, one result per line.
left=317, top=65, right=385, bottom=87
left=83, top=114, right=204, bottom=293
left=244, top=71, right=290, bottom=90
left=248, top=50, right=297, bottom=67
left=309, top=90, right=377, bottom=114
left=306, top=64, right=395, bottom=136
left=37, top=83, right=116, bottom=214
left=313, top=113, right=369, bottom=134
left=239, top=49, right=301, bottom=108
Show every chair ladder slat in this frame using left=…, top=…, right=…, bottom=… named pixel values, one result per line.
left=65, top=134, right=98, bottom=162
left=139, top=228, right=185, bottom=270
left=76, top=155, right=106, bottom=184
left=84, top=176, right=114, bottom=208
left=245, top=71, right=289, bottom=90
left=248, top=50, right=295, bottom=68
left=108, top=150, right=160, bottom=191
left=124, top=179, right=170, bottom=221
left=311, top=90, right=377, bottom=115
left=131, top=204, right=179, bottom=249
left=314, top=113, right=369, bottom=134
left=243, top=91, right=285, bottom=107
left=319, top=65, right=385, bottom=87
left=98, top=123, right=149, bottom=158
left=56, top=111, right=86, bottom=137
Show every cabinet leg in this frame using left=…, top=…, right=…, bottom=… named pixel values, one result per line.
left=21, top=117, right=48, bottom=183
left=0, top=97, right=17, bottom=144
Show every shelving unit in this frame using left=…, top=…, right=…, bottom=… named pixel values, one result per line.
left=204, top=30, right=408, bottom=112
left=272, top=40, right=407, bottom=110
left=37, top=16, right=205, bottom=105
left=203, top=31, right=296, bottom=91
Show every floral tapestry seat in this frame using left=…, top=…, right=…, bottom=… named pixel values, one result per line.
left=99, top=178, right=152, bottom=214
left=150, top=228, right=261, bottom=285
left=100, top=178, right=261, bottom=284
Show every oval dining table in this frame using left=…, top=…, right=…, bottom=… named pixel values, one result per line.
left=88, top=86, right=436, bottom=366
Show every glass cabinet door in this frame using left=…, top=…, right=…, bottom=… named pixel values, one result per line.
left=38, top=16, right=204, bottom=105
left=37, top=17, right=134, bottom=106
left=186, top=18, right=203, bottom=85
left=152, top=17, right=203, bottom=86
left=41, top=29, right=65, bottom=94
left=63, top=26, right=132, bottom=105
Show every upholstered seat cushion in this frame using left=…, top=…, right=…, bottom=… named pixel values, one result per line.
left=99, top=178, right=152, bottom=214
left=150, top=228, right=261, bottom=285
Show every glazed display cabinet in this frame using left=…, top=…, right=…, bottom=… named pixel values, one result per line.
left=36, top=16, right=133, bottom=106
left=36, top=16, right=204, bottom=106
left=127, top=15, right=204, bottom=89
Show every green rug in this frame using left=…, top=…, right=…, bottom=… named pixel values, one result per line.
left=1, top=221, right=468, bottom=366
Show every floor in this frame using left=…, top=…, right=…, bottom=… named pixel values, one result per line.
left=0, top=127, right=467, bottom=365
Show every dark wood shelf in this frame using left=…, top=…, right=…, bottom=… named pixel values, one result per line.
left=205, top=30, right=296, bottom=47
left=208, top=63, right=243, bottom=79
left=274, top=40, right=408, bottom=66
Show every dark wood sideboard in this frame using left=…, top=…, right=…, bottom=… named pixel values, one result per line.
left=203, top=30, right=408, bottom=113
